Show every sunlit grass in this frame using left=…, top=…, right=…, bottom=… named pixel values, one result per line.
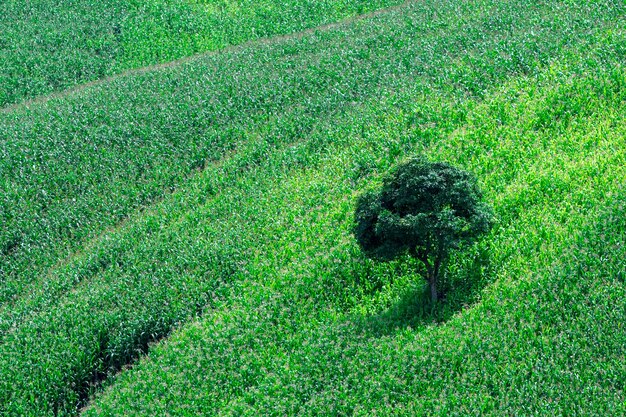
left=0, top=0, right=624, bottom=415
left=0, top=0, right=404, bottom=107
left=86, top=65, right=626, bottom=416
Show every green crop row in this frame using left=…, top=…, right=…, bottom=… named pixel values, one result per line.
left=0, top=0, right=624, bottom=415
left=0, top=0, right=404, bottom=107
left=85, top=64, right=626, bottom=416
left=2, top=0, right=621, bottom=322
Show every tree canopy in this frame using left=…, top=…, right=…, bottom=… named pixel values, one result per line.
left=354, top=157, right=493, bottom=302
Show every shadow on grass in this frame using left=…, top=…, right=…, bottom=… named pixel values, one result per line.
left=355, top=242, right=494, bottom=338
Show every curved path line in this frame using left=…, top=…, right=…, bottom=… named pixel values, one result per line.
left=0, top=0, right=414, bottom=115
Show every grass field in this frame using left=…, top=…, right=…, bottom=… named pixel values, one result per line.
left=0, top=0, right=404, bottom=107
left=86, top=65, right=626, bottom=416
left=1, top=0, right=625, bottom=415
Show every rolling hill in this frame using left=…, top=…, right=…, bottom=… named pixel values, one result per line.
left=1, top=0, right=625, bottom=415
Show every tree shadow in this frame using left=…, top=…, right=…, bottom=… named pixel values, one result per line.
left=354, top=242, right=494, bottom=338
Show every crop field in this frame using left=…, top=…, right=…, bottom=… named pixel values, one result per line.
left=0, top=0, right=404, bottom=107
left=1, top=0, right=626, bottom=416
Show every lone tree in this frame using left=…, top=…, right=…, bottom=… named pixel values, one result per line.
left=353, top=157, right=493, bottom=303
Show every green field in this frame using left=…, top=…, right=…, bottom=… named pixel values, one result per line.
left=0, top=0, right=403, bottom=107
left=1, top=0, right=626, bottom=415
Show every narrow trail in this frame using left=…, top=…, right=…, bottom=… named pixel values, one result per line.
left=0, top=0, right=414, bottom=115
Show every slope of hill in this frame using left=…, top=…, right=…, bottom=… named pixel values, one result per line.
left=0, top=0, right=403, bottom=107
left=86, top=62, right=626, bottom=416
left=0, top=0, right=625, bottom=415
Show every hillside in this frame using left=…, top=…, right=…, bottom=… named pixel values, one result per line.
left=1, top=0, right=625, bottom=415
left=0, top=0, right=403, bottom=107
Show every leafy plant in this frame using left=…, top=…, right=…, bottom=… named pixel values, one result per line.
left=2, top=0, right=625, bottom=415
left=354, top=157, right=493, bottom=302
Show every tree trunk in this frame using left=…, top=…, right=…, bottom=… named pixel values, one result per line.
left=429, top=272, right=438, bottom=303
left=429, top=253, right=442, bottom=304
left=415, top=247, right=440, bottom=304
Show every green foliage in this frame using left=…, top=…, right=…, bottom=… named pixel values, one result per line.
left=0, top=0, right=625, bottom=415
left=0, top=0, right=404, bottom=107
left=4, top=0, right=599, bottom=318
left=85, top=64, right=626, bottom=416
left=354, top=157, right=493, bottom=302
